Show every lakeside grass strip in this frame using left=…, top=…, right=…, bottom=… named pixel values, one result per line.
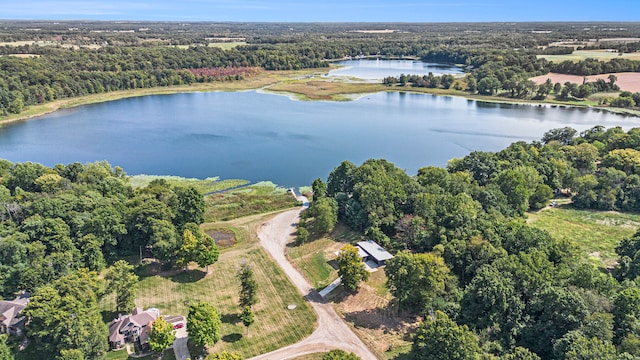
left=129, top=174, right=249, bottom=193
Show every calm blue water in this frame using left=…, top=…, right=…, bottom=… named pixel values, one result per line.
left=327, top=59, right=464, bottom=80
left=0, top=90, right=638, bottom=187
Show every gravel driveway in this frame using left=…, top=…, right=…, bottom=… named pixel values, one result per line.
left=249, top=197, right=378, bottom=360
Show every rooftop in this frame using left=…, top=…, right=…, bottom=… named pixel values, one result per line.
left=357, top=240, right=394, bottom=262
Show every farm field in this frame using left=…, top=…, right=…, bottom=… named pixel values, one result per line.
left=537, top=50, right=640, bottom=62
left=527, top=204, right=640, bottom=267
left=530, top=72, right=640, bottom=93
left=99, top=212, right=316, bottom=359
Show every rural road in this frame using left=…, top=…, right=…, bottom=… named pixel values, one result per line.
left=250, top=196, right=378, bottom=360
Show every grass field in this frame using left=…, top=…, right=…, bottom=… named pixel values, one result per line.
left=208, top=42, right=247, bottom=50
left=537, top=50, right=640, bottom=62
left=528, top=204, right=640, bottom=267
left=99, top=212, right=316, bottom=359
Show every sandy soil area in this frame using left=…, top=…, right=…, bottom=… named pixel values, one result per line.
left=530, top=72, right=640, bottom=93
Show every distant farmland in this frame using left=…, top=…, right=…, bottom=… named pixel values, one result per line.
left=537, top=50, right=640, bottom=62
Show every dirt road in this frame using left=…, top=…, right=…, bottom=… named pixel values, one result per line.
left=250, top=198, right=378, bottom=360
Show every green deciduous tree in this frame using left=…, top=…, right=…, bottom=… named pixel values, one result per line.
left=411, top=311, right=483, bottom=360
left=336, top=244, right=369, bottom=292
left=187, top=301, right=222, bottom=347
left=307, top=197, right=338, bottom=235
left=25, top=270, right=107, bottom=359
left=542, top=127, right=577, bottom=146
left=327, top=160, right=356, bottom=197
left=386, top=251, right=456, bottom=313
left=148, top=316, right=175, bottom=353
left=176, top=228, right=198, bottom=268
left=529, top=183, right=554, bottom=210
left=240, top=306, right=254, bottom=335
left=563, top=334, right=619, bottom=360
left=614, top=287, right=640, bottom=343
left=177, top=223, right=219, bottom=270
left=500, top=347, right=540, bottom=360
left=352, top=159, right=410, bottom=231
left=105, top=260, right=138, bottom=312
left=0, top=335, right=13, bottom=360
left=57, top=349, right=84, bottom=360
left=206, top=351, right=244, bottom=360
left=322, top=349, right=361, bottom=360
left=173, top=186, right=205, bottom=229
left=312, top=178, right=327, bottom=201
left=237, top=263, right=258, bottom=308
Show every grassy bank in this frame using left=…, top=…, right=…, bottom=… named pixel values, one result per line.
left=528, top=204, right=640, bottom=267
left=99, top=211, right=316, bottom=359
left=129, top=174, right=249, bottom=193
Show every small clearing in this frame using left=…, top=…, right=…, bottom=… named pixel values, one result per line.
left=528, top=205, right=640, bottom=268
left=329, top=269, right=416, bottom=359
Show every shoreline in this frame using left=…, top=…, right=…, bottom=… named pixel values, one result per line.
left=2, top=69, right=639, bottom=125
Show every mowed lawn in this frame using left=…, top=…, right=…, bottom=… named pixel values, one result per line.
left=287, top=238, right=340, bottom=290
left=286, top=224, right=363, bottom=290
left=528, top=205, right=640, bottom=267
left=99, top=213, right=316, bottom=358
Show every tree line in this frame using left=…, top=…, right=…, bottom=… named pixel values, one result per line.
left=3, top=22, right=640, bottom=117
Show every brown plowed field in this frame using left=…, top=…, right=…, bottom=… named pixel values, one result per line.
left=530, top=72, right=640, bottom=93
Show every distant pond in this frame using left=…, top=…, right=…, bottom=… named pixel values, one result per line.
left=1, top=90, right=638, bottom=188
left=327, top=59, right=464, bottom=80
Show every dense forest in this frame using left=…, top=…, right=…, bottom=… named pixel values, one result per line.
left=2, top=21, right=640, bottom=116
left=299, top=125, right=640, bottom=359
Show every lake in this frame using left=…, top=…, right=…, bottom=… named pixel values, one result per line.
left=1, top=90, right=638, bottom=188
left=327, top=59, right=464, bottom=80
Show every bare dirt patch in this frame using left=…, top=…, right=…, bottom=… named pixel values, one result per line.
left=530, top=72, right=640, bottom=93
left=206, top=229, right=236, bottom=247
left=330, top=270, right=417, bottom=357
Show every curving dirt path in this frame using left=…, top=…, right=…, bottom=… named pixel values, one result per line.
left=250, top=197, right=378, bottom=360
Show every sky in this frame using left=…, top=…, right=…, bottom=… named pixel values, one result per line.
left=1, top=0, right=638, bottom=22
